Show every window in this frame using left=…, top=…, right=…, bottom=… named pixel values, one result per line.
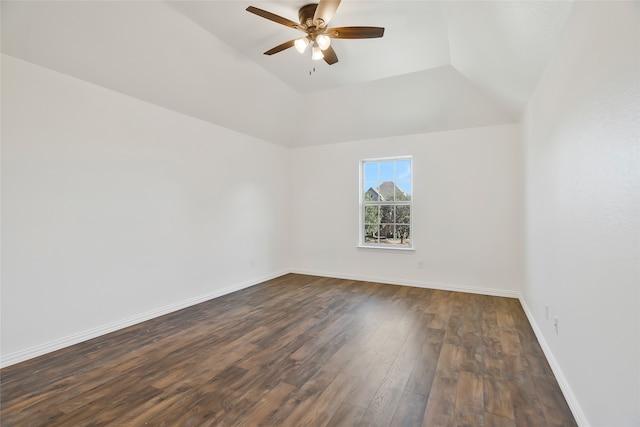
left=360, top=156, right=413, bottom=249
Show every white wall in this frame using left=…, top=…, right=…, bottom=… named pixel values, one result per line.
left=290, top=124, right=524, bottom=296
left=522, top=2, right=639, bottom=426
left=1, top=54, right=291, bottom=365
left=1, top=54, right=525, bottom=367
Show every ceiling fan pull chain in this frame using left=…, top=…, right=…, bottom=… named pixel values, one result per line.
left=309, top=55, right=315, bottom=76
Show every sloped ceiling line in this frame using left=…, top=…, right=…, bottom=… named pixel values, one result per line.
left=2, top=1, right=574, bottom=147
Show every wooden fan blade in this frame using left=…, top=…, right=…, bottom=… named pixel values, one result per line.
left=264, top=40, right=296, bottom=55
left=327, top=26, right=385, bottom=39
left=313, top=0, right=341, bottom=27
left=246, top=6, right=300, bottom=30
left=322, top=46, right=338, bottom=65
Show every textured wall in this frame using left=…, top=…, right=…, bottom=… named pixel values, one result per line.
left=522, top=2, right=640, bottom=425
left=1, top=54, right=291, bottom=363
left=290, top=124, right=524, bottom=296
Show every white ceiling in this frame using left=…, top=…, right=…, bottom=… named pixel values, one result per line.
left=168, top=1, right=452, bottom=93
left=1, top=1, right=574, bottom=147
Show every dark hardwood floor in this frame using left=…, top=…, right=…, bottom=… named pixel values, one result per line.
left=0, top=274, right=577, bottom=426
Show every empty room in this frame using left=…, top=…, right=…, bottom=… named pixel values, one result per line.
left=1, top=1, right=638, bottom=426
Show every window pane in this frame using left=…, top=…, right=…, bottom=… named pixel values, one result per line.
left=379, top=161, right=394, bottom=182
left=396, top=205, right=410, bottom=224
left=364, top=224, right=378, bottom=242
left=396, top=225, right=411, bottom=245
left=396, top=181, right=411, bottom=200
left=364, top=162, right=378, bottom=182
left=380, top=224, right=394, bottom=240
left=364, top=182, right=380, bottom=201
left=396, top=159, right=411, bottom=181
left=364, top=206, right=379, bottom=224
left=378, top=181, right=396, bottom=201
left=380, top=205, right=394, bottom=223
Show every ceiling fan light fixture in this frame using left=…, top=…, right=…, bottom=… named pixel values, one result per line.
left=246, top=1, right=386, bottom=66
left=294, top=37, right=309, bottom=53
left=311, top=44, right=324, bottom=60
left=316, top=34, right=331, bottom=50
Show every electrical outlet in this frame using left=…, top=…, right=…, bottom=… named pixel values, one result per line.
left=417, top=261, right=424, bottom=269
left=554, top=317, right=559, bottom=335
left=545, top=304, right=549, bottom=320
left=251, top=259, right=256, bottom=268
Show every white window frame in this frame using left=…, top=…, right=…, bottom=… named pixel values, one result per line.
left=358, top=156, right=414, bottom=250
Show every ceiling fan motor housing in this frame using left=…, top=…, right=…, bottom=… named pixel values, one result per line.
left=299, top=4, right=319, bottom=28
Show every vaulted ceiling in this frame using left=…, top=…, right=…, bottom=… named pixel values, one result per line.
left=1, top=1, right=574, bottom=147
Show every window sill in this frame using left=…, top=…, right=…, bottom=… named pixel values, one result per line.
left=357, top=244, right=415, bottom=251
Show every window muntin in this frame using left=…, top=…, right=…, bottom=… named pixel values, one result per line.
left=360, top=157, right=413, bottom=248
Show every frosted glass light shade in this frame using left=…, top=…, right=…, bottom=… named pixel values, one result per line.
left=294, top=37, right=309, bottom=53
left=311, top=44, right=324, bottom=60
left=316, top=34, right=331, bottom=50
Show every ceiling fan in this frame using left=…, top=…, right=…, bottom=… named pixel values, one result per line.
left=246, top=0, right=384, bottom=65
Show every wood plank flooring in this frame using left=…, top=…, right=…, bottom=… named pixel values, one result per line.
left=0, top=274, right=577, bottom=426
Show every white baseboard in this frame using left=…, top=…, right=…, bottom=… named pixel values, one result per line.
left=293, top=268, right=587, bottom=426
left=289, top=268, right=520, bottom=299
left=0, top=268, right=518, bottom=368
left=0, top=270, right=288, bottom=369
left=518, top=298, right=590, bottom=427
left=0, top=267, right=587, bottom=427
